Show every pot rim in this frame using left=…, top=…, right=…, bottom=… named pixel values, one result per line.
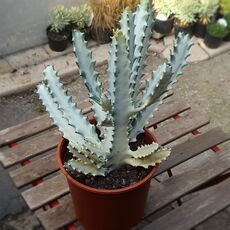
left=57, top=128, right=158, bottom=195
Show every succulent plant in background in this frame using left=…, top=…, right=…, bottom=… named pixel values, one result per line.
left=197, top=0, right=219, bottom=25
left=194, top=0, right=219, bottom=38
left=47, top=5, right=71, bottom=52
left=152, top=0, right=174, bottom=34
left=153, top=0, right=172, bottom=18
left=69, top=4, right=93, bottom=32
left=170, top=0, right=200, bottom=36
left=219, top=0, right=230, bottom=15
left=49, top=5, right=70, bottom=33
left=38, top=0, right=192, bottom=177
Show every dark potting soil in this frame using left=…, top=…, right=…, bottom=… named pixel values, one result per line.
left=65, top=133, right=153, bottom=190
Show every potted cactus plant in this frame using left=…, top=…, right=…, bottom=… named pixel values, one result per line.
left=194, top=0, right=219, bottom=38
left=37, top=1, right=192, bottom=229
left=170, top=0, right=200, bottom=37
left=69, top=4, right=93, bottom=40
left=153, top=0, right=174, bottom=35
left=219, top=0, right=230, bottom=16
left=204, top=21, right=228, bottom=48
left=47, top=5, right=70, bottom=52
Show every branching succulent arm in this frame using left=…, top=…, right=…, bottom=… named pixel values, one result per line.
left=37, top=0, right=192, bottom=176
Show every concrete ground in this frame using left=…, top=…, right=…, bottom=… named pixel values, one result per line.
left=0, top=42, right=230, bottom=229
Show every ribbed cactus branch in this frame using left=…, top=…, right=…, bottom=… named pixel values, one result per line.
left=37, top=0, right=192, bottom=176
left=72, top=32, right=102, bottom=103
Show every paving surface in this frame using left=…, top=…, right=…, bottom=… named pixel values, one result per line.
left=0, top=34, right=230, bottom=229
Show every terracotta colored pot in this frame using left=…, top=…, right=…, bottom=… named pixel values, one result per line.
left=57, top=128, right=158, bottom=230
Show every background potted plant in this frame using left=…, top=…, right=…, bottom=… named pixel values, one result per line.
left=204, top=20, right=228, bottom=48
left=69, top=4, right=93, bottom=40
left=89, top=0, right=118, bottom=44
left=219, top=0, right=230, bottom=17
left=223, top=13, right=230, bottom=41
left=37, top=1, right=192, bottom=229
left=47, top=5, right=70, bottom=52
left=194, top=0, right=219, bottom=38
left=170, top=0, right=200, bottom=37
left=152, top=0, right=174, bottom=35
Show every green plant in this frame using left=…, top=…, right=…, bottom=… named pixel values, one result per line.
left=207, top=21, right=229, bottom=37
left=153, top=0, right=172, bottom=18
left=220, top=0, right=230, bottom=14
left=89, top=0, right=119, bottom=31
left=49, top=5, right=70, bottom=33
left=224, top=13, right=230, bottom=30
left=170, top=0, right=200, bottom=26
left=38, top=0, right=192, bottom=176
left=70, top=4, right=92, bottom=31
left=198, top=0, right=219, bottom=24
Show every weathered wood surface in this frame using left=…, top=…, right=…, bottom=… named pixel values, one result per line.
left=153, top=110, right=209, bottom=145
left=36, top=149, right=230, bottom=230
left=143, top=176, right=230, bottom=230
left=0, top=99, right=90, bottom=147
left=156, top=127, right=229, bottom=175
left=22, top=173, right=68, bottom=210
left=20, top=110, right=209, bottom=210
left=0, top=100, right=191, bottom=168
left=0, top=129, right=60, bottom=167
left=9, top=151, right=58, bottom=188
left=9, top=127, right=228, bottom=189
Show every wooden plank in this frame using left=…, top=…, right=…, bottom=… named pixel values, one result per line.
left=0, top=128, right=60, bottom=167
left=37, top=198, right=76, bottom=230
left=143, top=177, right=230, bottom=230
left=35, top=149, right=230, bottom=230
left=153, top=110, right=209, bottom=145
left=146, top=99, right=190, bottom=126
left=156, top=127, right=229, bottom=175
left=144, top=148, right=230, bottom=218
left=0, top=99, right=90, bottom=147
left=22, top=173, right=69, bottom=210
left=9, top=151, right=58, bottom=188
left=0, top=100, right=190, bottom=168
left=9, top=127, right=229, bottom=188
left=19, top=111, right=209, bottom=210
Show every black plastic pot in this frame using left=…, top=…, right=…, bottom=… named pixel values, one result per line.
left=224, top=32, right=230, bottom=41
left=194, top=23, right=207, bottom=38
left=91, top=27, right=112, bottom=44
left=204, top=32, right=223, bottom=49
left=46, top=26, right=69, bottom=52
left=154, top=17, right=174, bottom=35
left=174, top=23, right=194, bottom=37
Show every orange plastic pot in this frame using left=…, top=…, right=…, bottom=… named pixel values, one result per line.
left=57, top=128, right=157, bottom=230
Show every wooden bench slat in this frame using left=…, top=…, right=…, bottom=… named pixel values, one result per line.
left=156, top=127, right=229, bottom=175
left=146, top=99, right=190, bottom=126
left=153, top=110, right=209, bottom=145
left=0, top=99, right=90, bottom=147
left=0, top=114, right=52, bottom=147
left=144, top=148, right=230, bottom=218
left=22, top=173, right=69, bottom=210
left=20, top=110, right=208, bottom=210
left=35, top=149, right=230, bottom=230
left=9, top=151, right=58, bottom=188
left=143, top=177, right=230, bottom=230
left=37, top=198, right=75, bottom=230
left=0, top=129, right=60, bottom=167
left=9, top=127, right=228, bottom=188
left=0, top=100, right=190, bottom=168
